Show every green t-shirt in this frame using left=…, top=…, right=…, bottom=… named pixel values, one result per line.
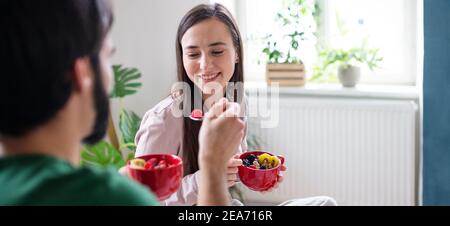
left=0, top=154, right=159, bottom=206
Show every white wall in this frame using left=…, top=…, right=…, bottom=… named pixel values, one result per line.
left=110, top=0, right=208, bottom=119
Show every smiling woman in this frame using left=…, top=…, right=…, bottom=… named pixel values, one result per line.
left=181, top=18, right=239, bottom=96
left=133, top=3, right=247, bottom=206
left=129, top=3, right=337, bottom=207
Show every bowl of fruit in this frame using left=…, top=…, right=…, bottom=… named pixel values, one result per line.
left=238, top=151, right=285, bottom=191
left=127, top=154, right=183, bottom=201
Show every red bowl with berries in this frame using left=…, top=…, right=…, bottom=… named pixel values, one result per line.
left=238, top=151, right=285, bottom=191
left=127, top=154, right=183, bottom=201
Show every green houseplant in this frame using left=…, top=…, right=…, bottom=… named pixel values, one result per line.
left=314, top=45, right=383, bottom=87
left=310, top=9, right=383, bottom=86
left=81, top=64, right=143, bottom=169
left=261, top=0, right=317, bottom=86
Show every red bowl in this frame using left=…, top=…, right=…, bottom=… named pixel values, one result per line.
left=238, top=151, right=285, bottom=191
left=127, top=154, right=183, bottom=201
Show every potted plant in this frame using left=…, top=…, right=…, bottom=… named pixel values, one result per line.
left=261, top=0, right=317, bottom=86
left=81, top=64, right=143, bottom=169
left=318, top=46, right=383, bottom=87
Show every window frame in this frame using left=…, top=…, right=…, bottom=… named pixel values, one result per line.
left=212, top=0, right=423, bottom=86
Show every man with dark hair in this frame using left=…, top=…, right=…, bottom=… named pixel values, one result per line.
left=0, top=0, right=244, bottom=205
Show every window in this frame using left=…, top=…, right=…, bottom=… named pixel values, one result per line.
left=211, top=0, right=422, bottom=86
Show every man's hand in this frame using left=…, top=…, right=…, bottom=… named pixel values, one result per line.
left=197, top=98, right=245, bottom=206
left=198, top=98, right=245, bottom=168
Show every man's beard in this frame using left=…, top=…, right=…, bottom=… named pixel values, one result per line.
left=82, top=57, right=110, bottom=145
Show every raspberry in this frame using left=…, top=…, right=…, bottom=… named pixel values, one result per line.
left=147, top=158, right=157, bottom=166
left=191, top=109, right=203, bottom=119
left=144, top=162, right=154, bottom=170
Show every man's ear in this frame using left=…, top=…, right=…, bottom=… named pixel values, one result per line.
left=72, top=57, right=93, bottom=92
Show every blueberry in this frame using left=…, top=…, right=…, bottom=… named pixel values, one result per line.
left=246, top=155, right=257, bottom=163
left=260, top=166, right=266, bottom=170
left=243, top=159, right=251, bottom=166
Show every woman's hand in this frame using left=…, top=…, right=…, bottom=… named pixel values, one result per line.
left=227, top=154, right=242, bottom=187
left=118, top=166, right=129, bottom=177
left=261, top=164, right=287, bottom=193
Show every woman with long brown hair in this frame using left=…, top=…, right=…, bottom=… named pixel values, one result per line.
left=134, top=3, right=248, bottom=205
left=133, top=3, right=335, bottom=206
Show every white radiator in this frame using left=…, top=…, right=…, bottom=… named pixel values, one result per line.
left=242, top=96, right=419, bottom=206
